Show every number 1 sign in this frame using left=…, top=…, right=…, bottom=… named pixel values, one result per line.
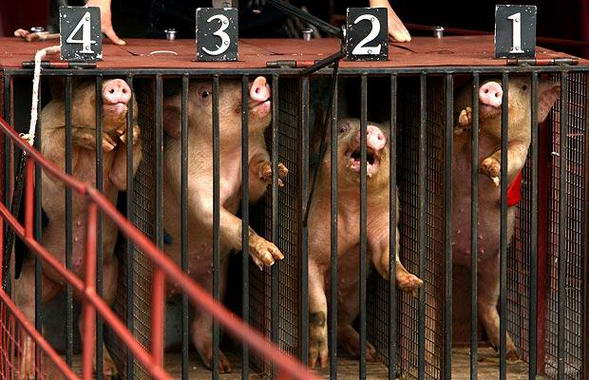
left=494, top=5, right=537, bottom=59
left=60, top=6, right=102, bottom=62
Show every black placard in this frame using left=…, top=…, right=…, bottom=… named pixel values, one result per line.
left=494, top=5, right=537, bottom=59
left=196, top=8, right=238, bottom=62
left=344, top=7, right=388, bottom=61
left=59, top=6, right=102, bottom=62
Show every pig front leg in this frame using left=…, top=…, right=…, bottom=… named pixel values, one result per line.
left=454, top=107, right=473, bottom=135
left=191, top=193, right=284, bottom=269
left=109, top=125, right=143, bottom=190
left=248, top=152, right=288, bottom=203
left=308, top=261, right=328, bottom=369
left=72, top=126, right=118, bottom=152
left=369, top=227, right=423, bottom=294
left=480, top=142, right=529, bottom=186
left=477, top=255, right=519, bottom=362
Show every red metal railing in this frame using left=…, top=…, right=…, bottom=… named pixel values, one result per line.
left=0, top=116, right=319, bottom=380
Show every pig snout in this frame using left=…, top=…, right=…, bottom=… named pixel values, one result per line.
left=354, top=125, right=386, bottom=151
left=103, top=79, right=131, bottom=105
left=249, top=76, right=271, bottom=118
left=249, top=76, right=270, bottom=102
left=479, top=81, right=503, bottom=108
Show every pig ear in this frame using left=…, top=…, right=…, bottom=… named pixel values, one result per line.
left=163, top=95, right=182, bottom=138
left=537, top=81, right=561, bottom=123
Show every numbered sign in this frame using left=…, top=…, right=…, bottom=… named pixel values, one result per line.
left=59, top=6, right=102, bottom=62
left=196, top=8, right=238, bottom=62
left=494, top=5, right=537, bottom=59
left=344, top=7, right=388, bottom=61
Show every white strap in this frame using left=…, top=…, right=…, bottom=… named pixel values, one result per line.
left=21, top=45, right=61, bottom=146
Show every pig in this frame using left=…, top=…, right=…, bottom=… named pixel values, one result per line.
left=306, top=118, right=423, bottom=368
left=14, top=78, right=142, bottom=378
left=452, top=76, right=560, bottom=360
left=162, top=76, right=287, bottom=372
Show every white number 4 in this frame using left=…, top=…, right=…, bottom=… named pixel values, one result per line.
left=507, top=12, right=524, bottom=54
left=352, top=15, right=381, bottom=55
left=66, top=11, right=96, bottom=54
left=203, top=14, right=231, bottom=56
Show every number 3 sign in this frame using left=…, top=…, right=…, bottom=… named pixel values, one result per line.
left=196, top=8, right=238, bottom=62
left=494, top=5, right=537, bottom=58
left=344, top=7, right=388, bottom=61
left=60, top=6, right=102, bottom=62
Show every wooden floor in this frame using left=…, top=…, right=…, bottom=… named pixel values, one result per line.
left=65, top=347, right=534, bottom=379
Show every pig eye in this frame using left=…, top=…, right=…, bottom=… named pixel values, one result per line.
left=201, top=90, right=210, bottom=98
left=521, top=85, right=528, bottom=91
left=339, top=123, right=350, bottom=133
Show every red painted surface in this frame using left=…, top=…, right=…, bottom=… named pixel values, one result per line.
left=506, top=170, right=523, bottom=207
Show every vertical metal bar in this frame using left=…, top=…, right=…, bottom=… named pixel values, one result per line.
left=94, top=75, right=104, bottom=380
left=2, top=74, right=10, bottom=292
left=34, top=75, right=43, bottom=379
left=300, top=76, right=310, bottom=364
left=329, top=77, right=339, bottom=380
left=180, top=74, right=190, bottom=380
left=211, top=75, right=221, bottom=380
left=64, top=75, right=74, bottom=368
left=470, top=73, right=480, bottom=380
left=388, top=74, right=399, bottom=380
left=25, top=161, right=34, bottom=239
left=154, top=74, right=165, bottom=375
left=417, top=73, right=427, bottom=380
left=528, top=72, right=539, bottom=380
left=122, top=75, right=134, bottom=380
left=557, top=71, right=569, bottom=380
left=499, top=72, right=509, bottom=380
left=82, top=203, right=98, bottom=380
left=241, top=75, right=250, bottom=379
left=443, top=73, right=454, bottom=380
left=271, top=73, right=280, bottom=377
left=359, top=74, right=368, bottom=380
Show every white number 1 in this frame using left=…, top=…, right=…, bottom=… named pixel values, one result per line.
left=66, top=11, right=96, bottom=54
left=507, top=12, right=524, bottom=54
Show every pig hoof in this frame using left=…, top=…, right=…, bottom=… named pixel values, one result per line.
left=119, top=126, right=141, bottom=146
left=339, top=326, right=377, bottom=361
left=397, top=272, right=423, bottom=295
left=101, top=348, right=118, bottom=377
left=458, top=107, right=472, bottom=127
left=201, top=347, right=232, bottom=373
left=480, top=157, right=501, bottom=185
left=278, top=163, right=289, bottom=179
left=250, top=236, right=284, bottom=268
left=506, top=350, right=520, bottom=363
left=308, top=338, right=328, bottom=369
left=102, top=134, right=117, bottom=152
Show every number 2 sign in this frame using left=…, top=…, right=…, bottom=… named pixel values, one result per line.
left=196, top=8, right=238, bottom=62
left=60, top=6, right=102, bottom=62
left=494, top=5, right=537, bottom=58
left=344, top=7, right=388, bottom=61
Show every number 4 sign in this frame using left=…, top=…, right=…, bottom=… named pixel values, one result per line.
left=344, top=7, right=388, bottom=61
left=494, top=5, right=537, bottom=59
left=196, top=8, right=238, bottom=62
left=60, top=6, right=102, bottom=62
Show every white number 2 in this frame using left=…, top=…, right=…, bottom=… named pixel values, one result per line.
left=66, top=11, right=96, bottom=54
left=352, top=14, right=381, bottom=55
left=507, top=12, right=524, bottom=54
left=203, top=14, right=231, bottom=56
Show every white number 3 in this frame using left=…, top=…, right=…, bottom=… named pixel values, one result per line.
left=66, top=11, right=96, bottom=54
left=203, top=14, right=231, bottom=56
left=352, top=15, right=381, bottom=55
